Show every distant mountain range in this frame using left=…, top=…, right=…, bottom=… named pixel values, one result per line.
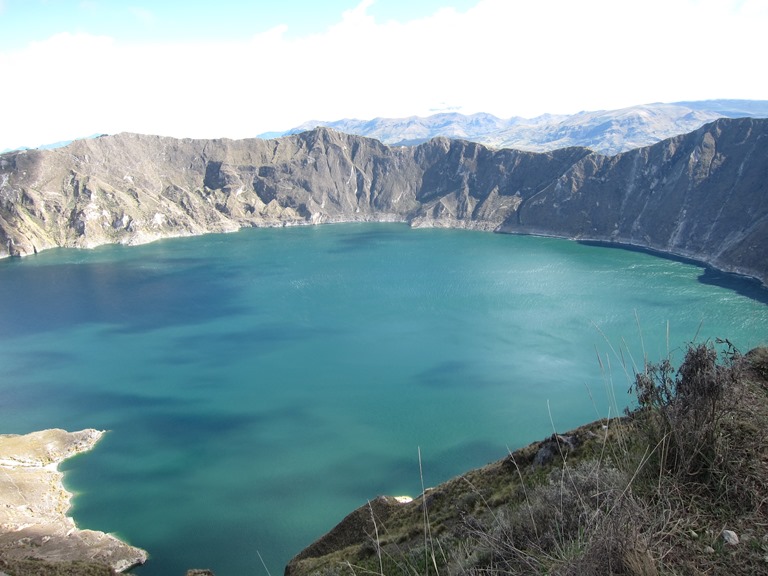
left=8, top=100, right=767, bottom=157
left=269, top=99, right=768, bottom=155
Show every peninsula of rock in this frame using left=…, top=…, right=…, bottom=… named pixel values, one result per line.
left=0, top=428, right=148, bottom=572
left=1, top=117, right=766, bottom=286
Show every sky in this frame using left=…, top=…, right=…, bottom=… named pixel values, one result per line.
left=0, top=0, right=767, bottom=150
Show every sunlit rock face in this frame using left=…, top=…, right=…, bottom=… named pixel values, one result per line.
left=1, top=118, right=766, bottom=285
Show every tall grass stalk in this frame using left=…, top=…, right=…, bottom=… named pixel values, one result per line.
left=367, top=501, right=384, bottom=576
left=418, top=447, right=439, bottom=576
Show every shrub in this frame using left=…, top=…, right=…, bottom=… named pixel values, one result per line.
left=626, top=339, right=758, bottom=505
left=745, top=346, right=768, bottom=382
left=451, top=461, right=651, bottom=575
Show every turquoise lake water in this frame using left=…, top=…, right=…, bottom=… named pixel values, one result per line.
left=0, top=223, right=766, bottom=576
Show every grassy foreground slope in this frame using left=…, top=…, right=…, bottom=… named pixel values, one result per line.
left=287, top=341, right=768, bottom=576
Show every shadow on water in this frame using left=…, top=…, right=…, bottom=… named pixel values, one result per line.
left=414, top=360, right=508, bottom=389
left=327, top=225, right=410, bottom=254
left=0, top=256, right=246, bottom=338
left=0, top=350, right=77, bottom=378
left=577, top=240, right=768, bottom=305
left=163, top=323, right=337, bottom=367
left=697, top=267, right=768, bottom=306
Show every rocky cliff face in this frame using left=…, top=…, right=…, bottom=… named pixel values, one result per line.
left=1, top=118, right=766, bottom=285
left=500, top=118, right=768, bottom=282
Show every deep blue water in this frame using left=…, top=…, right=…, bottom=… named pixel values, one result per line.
left=0, top=223, right=765, bottom=576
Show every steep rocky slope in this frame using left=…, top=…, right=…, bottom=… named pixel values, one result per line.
left=500, top=118, right=768, bottom=282
left=1, top=118, right=766, bottom=284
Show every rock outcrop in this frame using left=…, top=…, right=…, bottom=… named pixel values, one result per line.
left=0, top=429, right=148, bottom=572
left=1, top=118, right=766, bottom=285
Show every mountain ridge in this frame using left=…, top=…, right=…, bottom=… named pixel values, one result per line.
left=1, top=117, right=766, bottom=286
left=274, top=100, right=768, bottom=155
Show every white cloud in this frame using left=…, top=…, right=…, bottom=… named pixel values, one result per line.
left=0, top=0, right=765, bottom=150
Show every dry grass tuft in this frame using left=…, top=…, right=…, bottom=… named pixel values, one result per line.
left=288, top=343, right=768, bottom=576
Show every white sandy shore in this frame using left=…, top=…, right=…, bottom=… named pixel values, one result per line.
left=0, top=428, right=148, bottom=572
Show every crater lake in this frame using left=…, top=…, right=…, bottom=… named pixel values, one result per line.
left=0, top=223, right=766, bottom=576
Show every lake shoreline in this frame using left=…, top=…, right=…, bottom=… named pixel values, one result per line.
left=0, top=428, right=148, bottom=572
left=2, top=216, right=766, bottom=291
